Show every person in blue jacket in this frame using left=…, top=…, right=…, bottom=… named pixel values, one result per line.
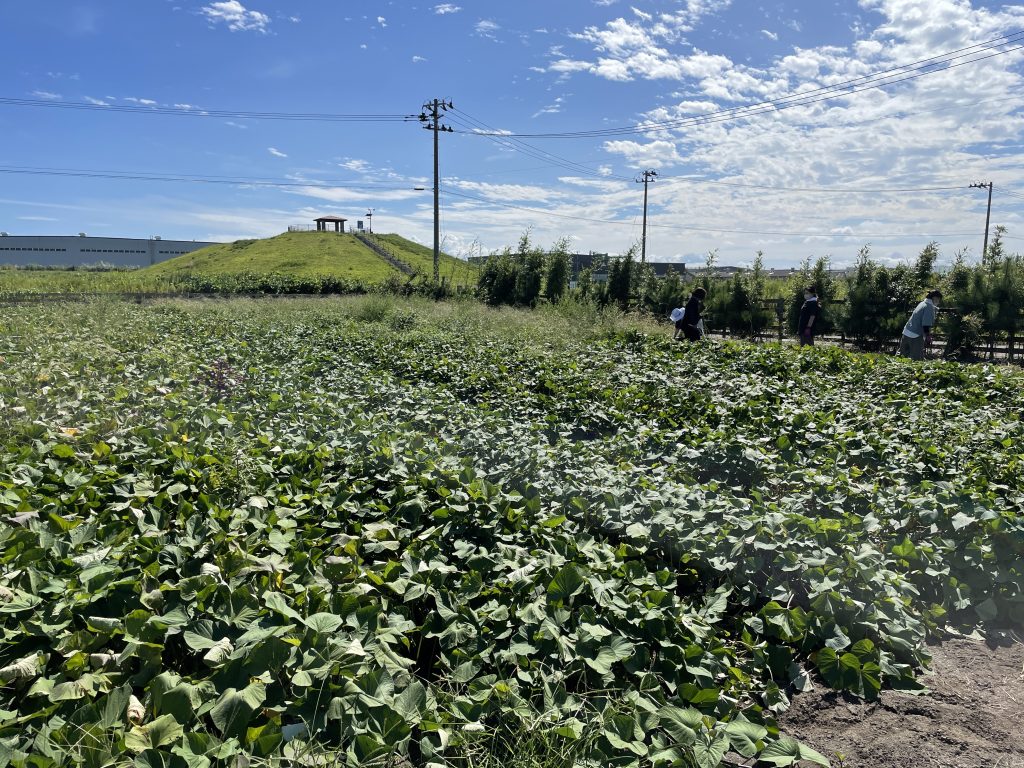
left=899, top=289, right=942, bottom=360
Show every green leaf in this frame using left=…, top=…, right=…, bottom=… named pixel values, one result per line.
left=202, top=638, right=234, bottom=667
left=51, top=443, right=76, bottom=459
left=547, top=564, right=586, bottom=604
left=723, top=720, right=767, bottom=758
left=660, top=706, right=702, bottom=747
left=263, top=591, right=302, bottom=621
left=816, top=647, right=856, bottom=690
left=0, top=654, right=41, bottom=684
left=124, top=714, right=185, bottom=753
left=395, top=681, right=427, bottom=724
left=760, top=735, right=831, bottom=767
left=303, top=613, right=343, bottom=633
left=692, top=731, right=729, bottom=768
left=350, top=734, right=389, bottom=763
left=951, top=511, right=975, bottom=530
left=975, top=598, right=999, bottom=622
left=210, top=683, right=266, bottom=739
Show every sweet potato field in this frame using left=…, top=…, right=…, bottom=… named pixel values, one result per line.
left=0, top=297, right=1021, bottom=768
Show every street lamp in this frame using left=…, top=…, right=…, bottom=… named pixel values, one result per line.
left=365, top=209, right=374, bottom=234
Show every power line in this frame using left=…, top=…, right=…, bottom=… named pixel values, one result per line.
left=4, top=162, right=1012, bottom=203
left=0, top=96, right=415, bottom=123
left=0, top=165, right=421, bottom=190
left=462, top=32, right=1024, bottom=138
left=743, top=92, right=1024, bottom=134
left=447, top=108, right=633, bottom=182
left=450, top=104, right=1003, bottom=195
left=440, top=186, right=980, bottom=238
left=658, top=177, right=974, bottom=194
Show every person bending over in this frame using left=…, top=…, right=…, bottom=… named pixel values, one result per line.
left=899, top=289, right=942, bottom=360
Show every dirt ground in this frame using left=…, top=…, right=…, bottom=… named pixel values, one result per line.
left=778, top=634, right=1024, bottom=768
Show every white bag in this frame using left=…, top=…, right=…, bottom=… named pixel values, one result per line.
left=669, top=307, right=685, bottom=322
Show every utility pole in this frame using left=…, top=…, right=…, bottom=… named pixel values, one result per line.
left=418, top=99, right=453, bottom=283
left=636, top=169, right=657, bottom=264
left=969, top=181, right=993, bottom=260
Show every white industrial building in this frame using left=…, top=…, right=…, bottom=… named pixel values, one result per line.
left=0, top=234, right=218, bottom=267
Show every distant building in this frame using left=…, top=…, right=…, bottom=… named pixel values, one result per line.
left=0, top=234, right=218, bottom=268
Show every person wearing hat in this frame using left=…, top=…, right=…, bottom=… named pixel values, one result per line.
left=798, top=285, right=819, bottom=346
left=899, top=289, right=943, bottom=360
left=681, top=287, right=707, bottom=342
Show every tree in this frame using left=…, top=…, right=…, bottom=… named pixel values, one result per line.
left=476, top=230, right=560, bottom=307
left=746, top=251, right=772, bottom=337
left=942, top=230, right=1024, bottom=359
left=605, top=246, right=636, bottom=309
left=477, top=250, right=517, bottom=306
left=648, top=266, right=688, bottom=319
left=544, top=238, right=571, bottom=302
left=914, top=241, right=939, bottom=289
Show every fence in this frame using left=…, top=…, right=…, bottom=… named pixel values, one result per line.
left=353, top=232, right=417, bottom=278
left=702, top=298, right=1021, bottom=363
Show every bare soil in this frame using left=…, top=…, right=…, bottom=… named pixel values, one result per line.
left=778, top=634, right=1024, bottom=768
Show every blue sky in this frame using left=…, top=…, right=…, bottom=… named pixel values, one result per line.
left=2, top=0, right=1024, bottom=267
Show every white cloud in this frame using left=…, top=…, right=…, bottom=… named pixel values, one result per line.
left=475, top=19, right=500, bottom=38
left=491, top=0, right=1024, bottom=266
left=761, top=29, right=779, bottom=41
left=532, top=96, right=566, bottom=118
left=124, top=97, right=158, bottom=106
left=412, top=55, right=428, bottom=63
left=268, top=147, right=288, bottom=158
left=603, top=139, right=684, bottom=167
left=83, top=96, right=109, bottom=106
left=433, top=4, right=461, bottom=14
left=377, top=16, right=387, bottom=27
left=31, top=91, right=62, bottom=101
left=200, top=1, right=271, bottom=33
left=339, top=159, right=372, bottom=173
left=288, top=186, right=425, bottom=204
left=450, top=180, right=561, bottom=203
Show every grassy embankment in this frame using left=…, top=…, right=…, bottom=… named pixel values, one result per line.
left=146, top=232, right=400, bottom=282
left=0, top=232, right=476, bottom=295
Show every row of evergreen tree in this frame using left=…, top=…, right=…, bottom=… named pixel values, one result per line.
left=475, top=229, right=1024, bottom=358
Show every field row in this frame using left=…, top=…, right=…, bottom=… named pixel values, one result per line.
left=0, top=297, right=1021, bottom=767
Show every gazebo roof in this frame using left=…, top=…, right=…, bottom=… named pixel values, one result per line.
left=314, top=216, right=348, bottom=222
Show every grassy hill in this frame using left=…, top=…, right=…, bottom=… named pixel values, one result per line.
left=373, top=234, right=478, bottom=286
left=147, top=232, right=401, bottom=283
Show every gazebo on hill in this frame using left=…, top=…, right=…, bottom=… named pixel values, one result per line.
left=314, top=216, right=347, bottom=233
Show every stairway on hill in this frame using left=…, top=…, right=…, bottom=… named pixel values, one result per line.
left=353, top=233, right=416, bottom=277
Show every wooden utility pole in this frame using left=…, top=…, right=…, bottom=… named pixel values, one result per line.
left=637, top=169, right=657, bottom=264
left=969, top=181, right=994, bottom=260
left=419, top=99, right=453, bottom=283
